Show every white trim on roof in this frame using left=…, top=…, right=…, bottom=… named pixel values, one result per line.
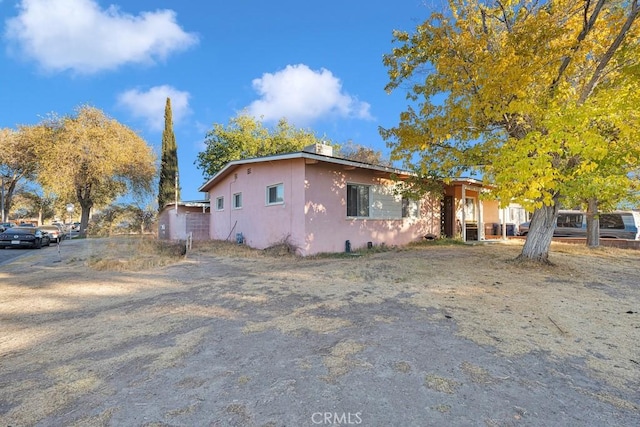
left=198, top=151, right=413, bottom=192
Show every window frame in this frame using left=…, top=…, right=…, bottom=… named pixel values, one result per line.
left=599, top=213, right=624, bottom=230
left=346, top=183, right=370, bottom=218
left=266, top=183, right=284, bottom=206
left=233, top=192, right=242, bottom=209
left=215, top=196, right=224, bottom=211
left=557, top=213, right=583, bottom=228
left=402, top=196, right=419, bottom=218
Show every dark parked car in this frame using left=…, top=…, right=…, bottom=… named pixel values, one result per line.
left=0, top=226, right=51, bottom=249
left=0, top=222, right=15, bottom=232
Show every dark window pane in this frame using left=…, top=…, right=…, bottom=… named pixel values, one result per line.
left=600, top=214, right=624, bottom=229
left=347, top=184, right=369, bottom=217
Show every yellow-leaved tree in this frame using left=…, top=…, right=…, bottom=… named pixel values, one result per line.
left=26, top=105, right=157, bottom=236
left=0, top=127, right=40, bottom=221
left=382, top=0, right=640, bottom=262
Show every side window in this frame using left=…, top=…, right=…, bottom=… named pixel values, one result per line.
left=402, top=197, right=419, bottom=218
left=266, top=183, right=284, bottom=205
left=216, top=196, right=224, bottom=211
left=346, top=184, right=370, bottom=217
left=233, top=193, right=242, bottom=209
left=599, top=214, right=624, bottom=229
left=402, top=197, right=410, bottom=218
left=558, top=213, right=582, bottom=228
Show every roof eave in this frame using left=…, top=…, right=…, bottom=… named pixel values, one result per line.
left=198, top=152, right=414, bottom=192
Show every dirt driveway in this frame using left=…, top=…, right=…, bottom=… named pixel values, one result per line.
left=0, top=238, right=639, bottom=426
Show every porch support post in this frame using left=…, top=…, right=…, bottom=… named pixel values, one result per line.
left=478, top=194, right=484, bottom=240
left=461, top=185, right=466, bottom=241
left=502, top=206, right=507, bottom=240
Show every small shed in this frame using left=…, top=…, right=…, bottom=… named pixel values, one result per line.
left=158, top=200, right=210, bottom=241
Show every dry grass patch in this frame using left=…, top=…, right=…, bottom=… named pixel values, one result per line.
left=321, top=340, right=370, bottom=382
left=425, top=374, right=461, bottom=394
left=86, top=237, right=186, bottom=271
left=2, top=237, right=639, bottom=425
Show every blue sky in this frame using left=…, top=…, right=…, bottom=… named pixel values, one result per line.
left=1, top=0, right=431, bottom=202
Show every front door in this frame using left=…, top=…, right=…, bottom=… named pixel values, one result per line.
left=441, top=196, right=454, bottom=238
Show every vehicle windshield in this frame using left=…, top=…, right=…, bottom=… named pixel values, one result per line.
left=4, top=227, right=36, bottom=234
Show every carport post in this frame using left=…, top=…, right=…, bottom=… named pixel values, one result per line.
left=502, top=207, right=507, bottom=240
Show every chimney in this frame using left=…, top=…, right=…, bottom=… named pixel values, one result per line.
left=303, top=142, right=333, bottom=157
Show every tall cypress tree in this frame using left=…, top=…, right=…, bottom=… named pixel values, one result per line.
left=158, top=97, right=180, bottom=210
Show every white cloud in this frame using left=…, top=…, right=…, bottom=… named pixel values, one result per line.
left=117, top=85, right=190, bottom=131
left=246, top=64, right=373, bottom=125
left=4, top=0, right=198, bottom=74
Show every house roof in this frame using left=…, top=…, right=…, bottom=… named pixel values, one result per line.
left=197, top=151, right=413, bottom=192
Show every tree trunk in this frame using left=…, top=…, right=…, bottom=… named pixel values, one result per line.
left=586, top=198, right=599, bottom=248
left=517, top=201, right=559, bottom=264
left=79, top=204, right=92, bottom=237
left=76, top=182, right=93, bottom=237
left=77, top=192, right=93, bottom=238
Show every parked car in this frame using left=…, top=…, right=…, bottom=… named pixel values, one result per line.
left=518, top=210, right=640, bottom=239
left=0, top=222, right=15, bottom=232
left=0, top=226, right=51, bottom=249
left=39, top=225, right=65, bottom=243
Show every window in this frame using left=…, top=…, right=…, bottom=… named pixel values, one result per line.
left=266, top=183, right=284, bottom=205
left=402, top=197, right=418, bottom=218
left=233, top=193, right=242, bottom=209
left=347, top=184, right=370, bottom=217
left=557, top=213, right=583, bottom=228
left=599, top=214, right=624, bottom=230
left=216, top=196, right=224, bottom=211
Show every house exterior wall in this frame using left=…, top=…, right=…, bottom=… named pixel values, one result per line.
left=302, top=162, right=440, bottom=255
left=206, top=158, right=442, bottom=255
left=483, top=200, right=500, bottom=223
left=185, top=212, right=210, bottom=240
left=208, top=158, right=306, bottom=249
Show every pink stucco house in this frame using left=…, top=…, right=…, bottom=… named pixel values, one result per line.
left=198, top=144, right=509, bottom=256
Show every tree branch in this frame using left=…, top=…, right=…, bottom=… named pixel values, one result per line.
left=579, top=0, right=640, bottom=104
left=550, top=0, right=606, bottom=95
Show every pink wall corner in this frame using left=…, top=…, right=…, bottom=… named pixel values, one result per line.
left=208, top=159, right=307, bottom=250
left=302, top=163, right=440, bottom=255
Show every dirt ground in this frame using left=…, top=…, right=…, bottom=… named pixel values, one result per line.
left=0, top=238, right=639, bottom=426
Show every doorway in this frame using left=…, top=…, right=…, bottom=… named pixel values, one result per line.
left=441, top=196, right=454, bottom=238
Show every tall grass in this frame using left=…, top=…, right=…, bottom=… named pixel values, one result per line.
left=87, top=236, right=187, bottom=271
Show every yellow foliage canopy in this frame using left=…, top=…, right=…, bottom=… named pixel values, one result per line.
left=383, top=0, right=640, bottom=210
left=26, top=105, right=156, bottom=209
